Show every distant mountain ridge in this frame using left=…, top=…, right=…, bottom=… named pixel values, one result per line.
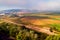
left=0, top=9, right=39, bottom=14
left=0, top=9, right=60, bottom=15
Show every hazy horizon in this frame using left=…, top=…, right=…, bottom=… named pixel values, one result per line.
left=0, top=0, right=60, bottom=11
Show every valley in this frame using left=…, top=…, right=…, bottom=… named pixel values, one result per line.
left=0, top=12, right=60, bottom=40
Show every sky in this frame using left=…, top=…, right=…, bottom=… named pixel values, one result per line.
left=0, top=0, right=60, bottom=11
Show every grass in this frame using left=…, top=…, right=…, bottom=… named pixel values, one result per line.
left=52, top=18, right=60, bottom=20
left=50, top=23, right=60, bottom=32
left=0, top=22, right=60, bottom=40
left=0, top=22, right=48, bottom=40
left=45, top=34, right=60, bottom=40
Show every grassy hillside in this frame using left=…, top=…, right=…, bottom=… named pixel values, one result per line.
left=0, top=22, right=48, bottom=40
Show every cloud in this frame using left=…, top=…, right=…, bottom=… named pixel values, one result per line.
left=0, top=0, right=27, bottom=7
left=29, top=0, right=60, bottom=11
left=0, top=0, right=60, bottom=11
left=5, top=0, right=26, bottom=5
left=0, top=0, right=26, bottom=4
left=40, top=1, right=60, bottom=10
left=0, top=0, right=28, bottom=10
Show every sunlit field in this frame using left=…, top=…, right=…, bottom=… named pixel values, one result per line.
left=0, top=13, right=60, bottom=40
